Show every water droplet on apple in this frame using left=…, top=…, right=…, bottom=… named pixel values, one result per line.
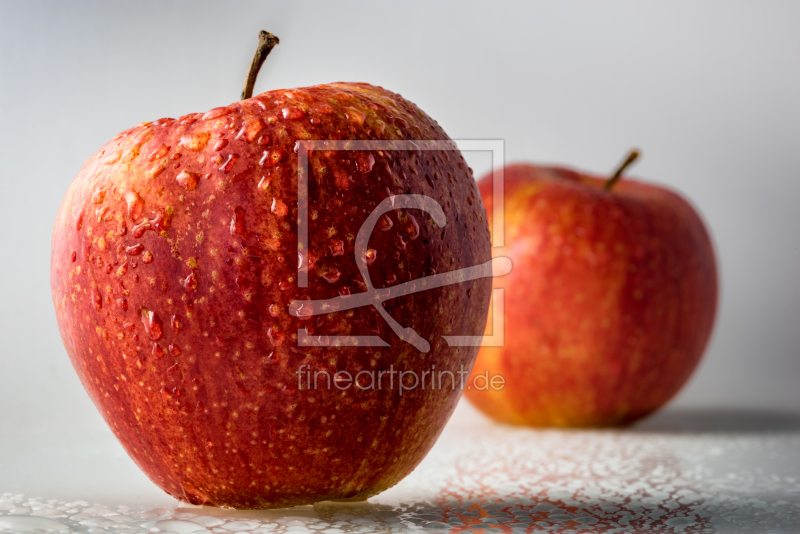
left=322, top=268, right=341, bottom=283
left=91, top=187, right=107, bottom=204
left=212, top=138, right=228, bottom=151
left=126, top=243, right=144, bottom=256
left=230, top=206, right=248, bottom=238
left=356, top=152, right=375, bottom=173
left=171, top=314, right=182, bottom=335
left=266, top=351, right=279, bottom=364
left=148, top=144, right=169, bottom=162
left=141, top=309, right=163, bottom=340
left=379, top=215, right=393, bottom=231
left=363, top=248, right=378, bottom=266
left=176, top=170, right=200, bottom=191
left=169, top=344, right=181, bottom=357
left=203, top=106, right=231, bottom=121
left=268, top=327, right=285, bottom=347
left=152, top=343, right=164, bottom=359
left=179, top=131, right=210, bottom=151
left=183, top=272, right=197, bottom=291
left=92, top=289, right=102, bottom=311
left=330, top=239, right=345, bottom=256
left=406, top=214, right=420, bottom=240
left=282, top=107, right=306, bottom=120
left=70, top=250, right=77, bottom=262
left=124, top=191, right=144, bottom=222
left=219, top=153, right=239, bottom=173
left=142, top=251, right=153, bottom=264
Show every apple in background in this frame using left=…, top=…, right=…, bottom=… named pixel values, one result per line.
left=466, top=152, right=717, bottom=427
left=50, top=32, right=492, bottom=508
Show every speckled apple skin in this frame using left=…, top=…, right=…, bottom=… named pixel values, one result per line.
left=466, top=165, right=717, bottom=427
left=50, top=83, right=491, bottom=508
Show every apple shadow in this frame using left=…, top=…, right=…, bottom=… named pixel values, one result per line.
left=631, top=407, right=800, bottom=434
left=173, top=494, right=800, bottom=533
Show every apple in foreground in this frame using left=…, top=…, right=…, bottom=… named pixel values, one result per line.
left=50, top=32, right=491, bottom=508
left=466, top=154, right=717, bottom=427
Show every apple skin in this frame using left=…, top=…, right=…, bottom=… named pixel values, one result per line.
left=50, top=83, right=491, bottom=508
left=466, top=164, right=717, bottom=427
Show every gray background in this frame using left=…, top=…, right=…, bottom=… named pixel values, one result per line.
left=1, top=0, right=798, bottom=440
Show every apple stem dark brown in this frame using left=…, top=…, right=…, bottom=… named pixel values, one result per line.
left=604, top=149, right=640, bottom=191
left=241, top=31, right=280, bottom=101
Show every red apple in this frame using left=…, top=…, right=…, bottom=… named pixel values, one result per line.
left=50, top=33, right=492, bottom=508
left=466, top=154, right=717, bottom=427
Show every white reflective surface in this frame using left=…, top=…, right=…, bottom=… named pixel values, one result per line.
left=2, top=402, right=799, bottom=533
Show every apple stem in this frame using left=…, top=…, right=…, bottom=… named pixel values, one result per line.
left=604, top=149, right=640, bottom=191
left=241, top=31, right=280, bottom=100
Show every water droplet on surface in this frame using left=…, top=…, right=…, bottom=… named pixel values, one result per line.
left=183, top=272, right=197, bottom=291
left=123, top=321, right=135, bottom=331
left=126, top=243, right=144, bottom=256
left=266, top=351, right=279, bottom=363
left=406, top=214, right=420, bottom=240
left=75, top=209, right=84, bottom=231
left=357, top=153, right=376, bottom=173
left=268, top=327, right=285, bottom=346
left=117, top=261, right=128, bottom=276
left=148, top=144, right=169, bottom=162
left=92, top=289, right=102, bottom=311
left=395, top=234, right=407, bottom=250
left=260, top=150, right=282, bottom=167
left=330, top=239, right=345, bottom=256
left=152, top=343, right=164, bottom=359
left=269, top=303, right=281, bottom=317
left=212, top=138, right=228, bottom=151
left=179, top=132, right=210, bottom=151
left=379, top=215, right=393, bottom=231
left=236, top=117, right=265, bottom=142
left=171, top=314, right=182, bottom=334
left=230, top=206, right=248, bottom=238
left=70, top=250, right=77, bottom=262
left=282, top=107, right=306, bottom=120
left=0, top=516, right=69, bottom=532
left=142, top=251, right=153, bottom=264
left=102, top=151, right=121, bottom=165
left=322, top=268, right=341, bottom=283
left=230, top=169, right=251, bottom=184
left=363, top=248, right=378, bottom=265
left=218, top=153, right=239, bottom=173
left=203, top=106, right=231, bottom=121
left=176, top=170, right=200, bottom=191
left=270, top=198, right=288, bottom=217
left=344, top=107, right=366, bottom=125
left=124, top=191, right=144, bottom=222
left=140, top=309, right=163, bottom=340
left=153, top=518, right=211, bottom=533
left=117, top=298, right=128, bottom=311
left=169, top=344, right=181, bottom=357
left=91, top=187, right=107, bottom=204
